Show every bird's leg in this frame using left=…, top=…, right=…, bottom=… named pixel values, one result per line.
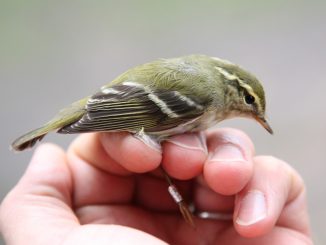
left=134, top=128, right=162, bottom=152
left=160, top=166, right=195, bottom=228
left=134, top=129, right=195, bottom=227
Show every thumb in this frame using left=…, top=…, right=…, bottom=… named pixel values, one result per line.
left=0, top=144, right=78, bottom=245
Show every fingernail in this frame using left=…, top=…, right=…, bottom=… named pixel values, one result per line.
left=236, top=190, right=267, bottom=226
left=166, top=132, right=207, bottom=153
left=209, top=143, right=245, bottom=162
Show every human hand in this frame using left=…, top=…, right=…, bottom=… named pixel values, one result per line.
left=0, top=129, right=312, bottom=244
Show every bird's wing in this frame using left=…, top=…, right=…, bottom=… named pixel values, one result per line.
left=59, top=82, right=206, bottom=134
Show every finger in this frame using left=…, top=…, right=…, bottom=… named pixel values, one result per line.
left=203, top=128, right=255, bottom=195
left=0, top=144, right=78, bottom=244
left=100, top=132, right=162, bottom=173
left=194, top=175, right=235, bottom=213
left=67, top=152, right=135, bottom=208
left=162, top=132, right=207, bottom=180
left=68, top=133, right=130, bottom=176
left=69, top=132, right=162, bottom=175
left=234, top=156, right=309, bottom=238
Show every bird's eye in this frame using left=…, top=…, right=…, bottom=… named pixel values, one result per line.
left=244, top=94, right=255, bottom=104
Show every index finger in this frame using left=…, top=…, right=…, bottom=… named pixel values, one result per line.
left=68, top=132, right=162, bottom=175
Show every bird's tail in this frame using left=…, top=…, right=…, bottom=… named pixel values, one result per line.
left=11, top=126, right=53, bottom=151
left=11, top=98, right=88, bottom=151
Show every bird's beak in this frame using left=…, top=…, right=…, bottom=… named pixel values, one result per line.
left=255, top=116, right=273, bottom=134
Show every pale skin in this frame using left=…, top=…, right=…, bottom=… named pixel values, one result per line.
left=0, top=128, right=312, bottom=244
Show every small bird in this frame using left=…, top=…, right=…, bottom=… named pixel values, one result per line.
left=11, top=54, right=273, bottom=227
left=12, top=54, right=272, bottom=151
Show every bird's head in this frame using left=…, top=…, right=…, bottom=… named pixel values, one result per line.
left=212, top=57, right=273, bottom=134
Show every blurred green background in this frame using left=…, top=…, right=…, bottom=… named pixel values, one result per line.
left=1, top=0, right=325, bottom=244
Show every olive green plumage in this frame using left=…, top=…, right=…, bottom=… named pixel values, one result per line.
left=12, top=54, right=272, bottom=151
left=12, top=98, right=88, bottom=151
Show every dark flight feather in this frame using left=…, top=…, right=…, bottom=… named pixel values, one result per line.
left=59, top=84, right=205, bottom=134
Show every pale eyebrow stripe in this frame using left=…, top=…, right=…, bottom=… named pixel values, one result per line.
left=215, top=66, right=240, bottom=81
left=212, top=57, right=234, bottom=65
left=215, top=67, right=263, bottom=111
